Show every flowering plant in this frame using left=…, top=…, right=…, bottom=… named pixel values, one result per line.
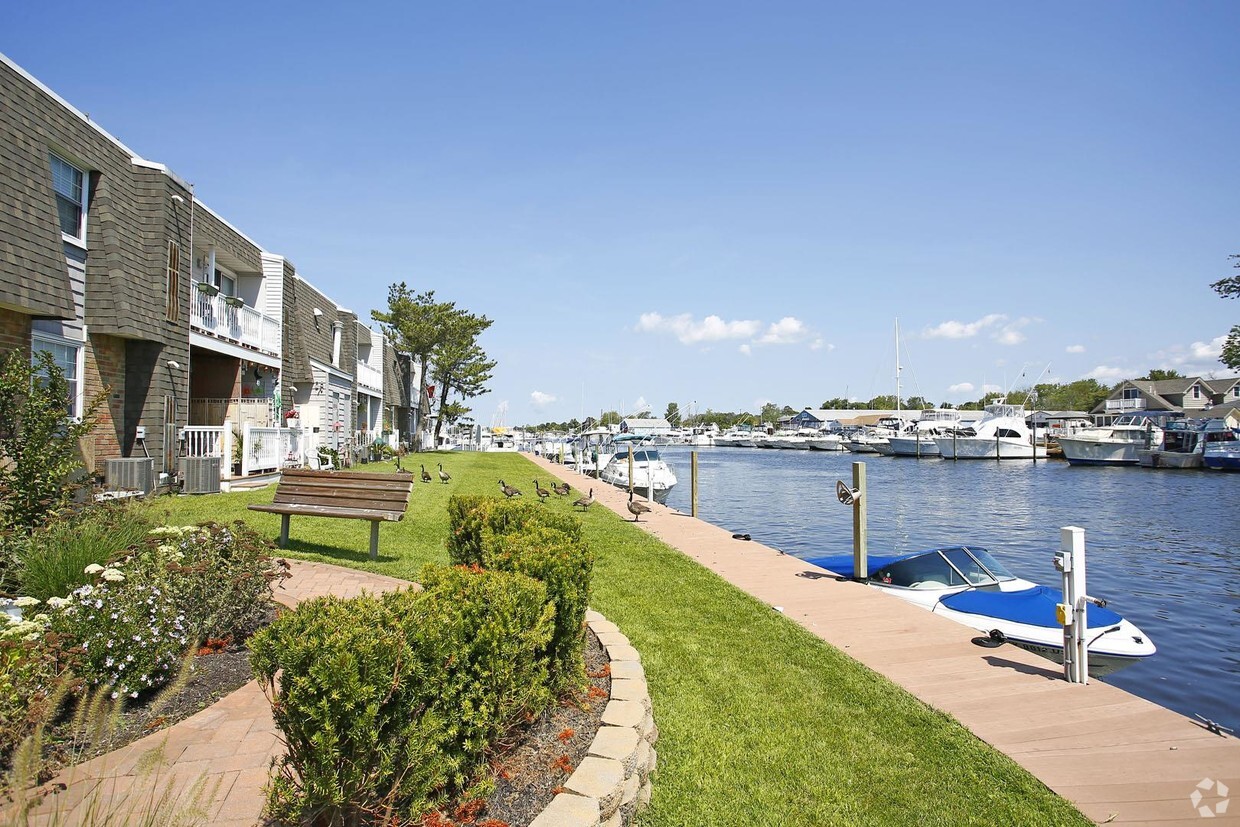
left=47, top=578, right=188, bottom=700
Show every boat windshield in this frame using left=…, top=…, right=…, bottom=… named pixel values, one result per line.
left=951, top=547, right=1016, bottom=582
left=871, top=553, right=968, bottom=589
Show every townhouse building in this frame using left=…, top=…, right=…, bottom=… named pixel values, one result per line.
left=1, top=52, right=417, bottom=490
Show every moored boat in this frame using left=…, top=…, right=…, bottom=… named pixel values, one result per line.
left=599, top=434, right=678, bottom=502
left=802, top=545, right=1155, bottom=677
left=1058, top=414, right=1163, bottom=466
left=1201, top=420, right=1240, bottom=471
left=934, top=402, right=1047, bottom=460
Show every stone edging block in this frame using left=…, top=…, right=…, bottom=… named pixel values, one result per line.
left=530, top=609, right=659, bottom=827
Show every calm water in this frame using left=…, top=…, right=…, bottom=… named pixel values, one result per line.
left=657, top=445, right=1240, bottom=729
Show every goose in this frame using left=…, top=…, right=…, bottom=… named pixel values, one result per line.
left=627, top=490, right=652, bottom=522
left=572, top=488, right=594, bottom=510
left=438, top=463, right=451, bottom=484
left=553, top=481, right=571, bottom=496
left=420, top=464, right=432, bottom=483
left=499, top=479, right=522, bottom=498
left=533, top=479, right=551, bottom=502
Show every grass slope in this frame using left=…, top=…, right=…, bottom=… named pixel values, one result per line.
left=143, top=453, right=1088, bottom=826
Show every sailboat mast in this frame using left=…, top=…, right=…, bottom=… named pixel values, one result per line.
left=895, top=318, right=901, bottom=417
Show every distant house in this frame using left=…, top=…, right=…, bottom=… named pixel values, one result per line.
left=620, top=417, right=673, bottom=438
left=1092, top=376, right=1240, bottom=422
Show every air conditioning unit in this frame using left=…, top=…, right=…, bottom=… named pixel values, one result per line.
left=104, top=458, right=155, bottom=496
left=179, top=457, right=222, bottom=495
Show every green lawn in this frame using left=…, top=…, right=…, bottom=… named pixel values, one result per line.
left=143, top=452, right=1088, bottom=826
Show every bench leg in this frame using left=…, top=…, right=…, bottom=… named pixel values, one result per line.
left=369, top=521, right=380, bottom=561
left=279, top=514, right=290, bottom=548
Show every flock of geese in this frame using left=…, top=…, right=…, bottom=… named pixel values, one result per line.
left=495, top=478, right=654, bottom=521
left=411, top=463, right=653, bottom=522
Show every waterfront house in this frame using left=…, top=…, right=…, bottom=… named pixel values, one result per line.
left=620, top=417, right=673, bottom=438
left=0, top=51, right=422, bottom=488
left=1093, top=376, right=1240, bottom=423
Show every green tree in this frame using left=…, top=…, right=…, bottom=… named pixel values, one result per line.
left=599, top=410, right=621, bottom=426
left=371, top=285, right=457, bottom=450
left=0, top=350, right=103, bottom=530
left=904, top=396, right=931, bottom=410
left=1137, top=369, right=1184, bottom=382
left=1212, top=256, right=1240, bottom=370
left=867, top=395, right=898, bottom=409
left=429, top=310, right=496, bottom=447
left=664, top=402, right=681, bottom=428
left=759, top=402, right=781, bottom=424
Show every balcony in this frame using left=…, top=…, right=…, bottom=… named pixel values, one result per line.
left=1104, top=398, right=1144, bottom=413
left=356, top=361, right=383, bottom=394
left=191, top=288, right=280, bottom=357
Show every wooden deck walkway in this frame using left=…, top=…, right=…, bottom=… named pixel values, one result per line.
left=531, top=455, right=1240, bottom=825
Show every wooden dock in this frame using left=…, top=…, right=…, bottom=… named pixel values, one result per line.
left=533, top=456, right=1240, bottom=824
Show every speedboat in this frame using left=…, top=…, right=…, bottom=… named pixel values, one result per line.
left=844, top=419, right=901, bottom=454
left=802, top=545, right=1155, bottom=677
left=934, top=402, right=1047, bottom=460
left=1202, top=419, right=1240, bottom=471
left=1057, top=414, right=1162, bottom=466
left=599, top=434, right=678, bottom=502
left=1139, top=419, right=1204, bottom=469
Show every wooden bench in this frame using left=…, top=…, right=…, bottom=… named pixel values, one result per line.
left=248, top=468, right=414, bottom=560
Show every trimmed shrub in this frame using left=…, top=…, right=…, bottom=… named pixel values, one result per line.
left=251, top=566, right=554, bottom=823
left=486, top=526, right=593, bottom=692
left=446, top=495, right=582, bottom=567
left=16, top=503, right=153, bottom=601
left=250, top=593, right=448, bottom=825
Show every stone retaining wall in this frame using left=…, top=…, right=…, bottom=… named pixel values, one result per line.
left=530, top=609, right=658, bottom=827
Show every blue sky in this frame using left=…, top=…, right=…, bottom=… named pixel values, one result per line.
left=6, top=2, right=1238, bottom=425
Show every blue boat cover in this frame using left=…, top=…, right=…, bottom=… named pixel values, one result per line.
left=801, top=553, right=912, bottom=579
left=940, top=585, right=1123, bottom=629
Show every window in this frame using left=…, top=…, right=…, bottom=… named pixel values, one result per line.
left=31, top=336, right=82, bottom=419
left=214, top=267, right=235, bottom=297
left=49, top=153, right=87, bottom=242
left=1192, top=385, right=1200, bottom=399
left=166, top=241, right=180, bottom=321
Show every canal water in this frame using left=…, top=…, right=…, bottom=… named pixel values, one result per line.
left=657, top=445, right=1240, bottom=730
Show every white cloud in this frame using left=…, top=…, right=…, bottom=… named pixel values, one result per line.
left=1147, top=334, right=1227, bottom=376
left=757, top=316, right=811, bottom=345
left=1065, top=344, right=1086, bottom=354
left=810, top=338, right=830, bottom=351
left=947, top=382, right=975, bottom=394
left=1084, top=365, right=1130, bottom=382
left=530, top=390, right=556, bottom=408
left=923, top=314, right=1006, bottom=339
left=636, top=312, right=760, bottom=345
left=738, top=344, right=751, bottom=356
left=1190, top=336, right=1226, bottom=361
left=632, top=396, right=649, bottom=415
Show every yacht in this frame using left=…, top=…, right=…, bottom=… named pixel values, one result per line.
left=887, top=410, right=962, bottom=458
left=1202, top=420, right=1240, bottom=471
left=934, top=402, right=1047, bottom=460
left=599, top=434, right=678, bottom=502
left=807, top=425, right=845, bottom=451
left=1057, top=415, right=1163, bottom=466
left=844, top=419, right=902, bottom=454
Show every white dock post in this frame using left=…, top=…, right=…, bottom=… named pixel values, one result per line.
left=1056, top=526, right=1089, bottom=683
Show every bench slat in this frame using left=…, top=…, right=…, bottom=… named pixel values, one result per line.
left=249, top=503, right=404, bottom=522
left=271, top=493, right=406, bottom=512
left=271, top=482, right=412, bottom=503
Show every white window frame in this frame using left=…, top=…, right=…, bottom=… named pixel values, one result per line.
left=49, top=151, right=88, bottom=247
left=31, top=332, right=85, bottom=420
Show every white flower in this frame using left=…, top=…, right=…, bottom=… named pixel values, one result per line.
left=14, top=596, right=40, bottom=608
left=84, top=563, right=105, bottom=575
left=101, top=569, right=125, bottom=582
left=46, top=597, right=69, bottom=609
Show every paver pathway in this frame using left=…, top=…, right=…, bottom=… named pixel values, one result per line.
left=13, top=561, right=412, bottom=827
left=530, top=454, right=1240, bottom=825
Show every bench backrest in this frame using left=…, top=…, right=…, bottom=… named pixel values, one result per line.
left=273, top=468, right=414, bottom=517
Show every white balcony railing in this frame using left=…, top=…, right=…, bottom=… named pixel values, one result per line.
left=1105, top=398, right=1144, bottom=412
left=191, top=289, right=280, bottom=357
left=356, top=361, right=383, bottom=393
left=190, top=397, right=276, bottom=428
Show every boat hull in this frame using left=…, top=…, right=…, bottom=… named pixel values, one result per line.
left=935, top=437, right=1048, bottom=459
left=1058, top=437, right=1142, bottom=466
left=887, top=436, right=941, bottom=457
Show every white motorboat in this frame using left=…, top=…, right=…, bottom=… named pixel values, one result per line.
left=802, top=545, right=1155, bottom=677
left=1138, top=419, right=1205, bottom=469
left=599, top=435, right=678, bottom=502
left=807, top=427, right=845, bottom=451
left=844, top=419, right=901, bottom=454
left=1058, top=415, right=1163, bottom=466
left=934, top=402, right=1047, bottom=459
left=888, top=410, right=963, bottom=458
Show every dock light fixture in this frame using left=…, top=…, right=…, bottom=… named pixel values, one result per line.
left=166, top=360, right=180, bottom=370
left=836, top=480, right=861, bottom=506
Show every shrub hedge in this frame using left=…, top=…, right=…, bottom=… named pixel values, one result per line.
left=447, top=495, right=592, bottom=690
left=251, top=565, right=554, bottom=823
